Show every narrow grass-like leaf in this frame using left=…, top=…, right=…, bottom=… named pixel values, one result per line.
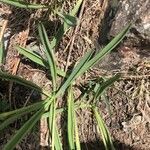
left=49, top=101, right=53, bottom=131
left=38, top=23, right=57, bottom=90
left=50, top=24, right=64, bottom=49
left=49, top=99, right=56, bottom=150
left=56, top=24, right=131, bottom=97
left=95, top=74, right=120, bottom=100
left=4, top=108, right=44, bottom=150
left=63, top=14, right=77, bottom=26
left=74, top=111, right=80, bottom=150
left=0, top=0, right=47, bottom=9
left=16, top=46, right=66, bottom=77
left=0, top=109, right=37, bottom=131
left=49, top=117, right=63, bottom=150
left=16, top=46, right=47, bottom=67
left=0, top=40, right=4, bottom=65
left=0, top=97, right=91, bottom=126
left=67, top=86, right=75, bottom=149
left=0, top=71, right=49, bottom=96
left=78, top=23, right=131, bottom=76
left=53, top=126, right=63, bottom=150
left=56, top=50, right=94, bottom=97
left=0, top=97, right=52, bottom=130
left=50, top=0, right=83, bottom=48
left=0, top=101, right=43, bottom=120
left=42, top=102, right=92, bottom=119
left=47, top=99, right=62, bottom=150
left=3, top=98, right=53, bottom=150
left=56, top=12, right=77, bottom=27
left=48, top=97, right=62, bottom=150
left=93, top=107, right=115, bottom=150
left=62, top=0, right=83, bottom=31
left=70, top=0, right=83, bottom=16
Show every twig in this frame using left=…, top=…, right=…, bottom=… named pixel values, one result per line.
left=65, top=0, right=86, bottom=72
left=23, top=90, right=34, bottom=107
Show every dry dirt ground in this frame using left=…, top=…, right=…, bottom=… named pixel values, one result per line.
left=0, top=0, right=150, bottom=150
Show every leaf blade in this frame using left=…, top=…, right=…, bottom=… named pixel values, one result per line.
left=48, top=97, right=63, bottom=150
left=4, top=108, right=44, bottom=150
left=56, top=50, right=94, bottom=97
left=0, top=40, right=4, bottom=65
left=50, top=0, right=83, bottom=49
left=78, top=23, right=131, bottom=76
left=0, top=71, right=49, bottom=96
left=74, top=112, right=81, bottom=150
left=16, top=46, right=66, bottom=77
left=67, top=86, right=75, bottom=149
left=95, top=74, right=120, bottom=100
left=0, top=101, right=43, bottom=121
left=38, top=22, right=57, bottom=90
left=49, top=99, right=56, bottom=150
left=56, top=24, right=131, bottom=97
left=93, top=107, right=115, bottom=150
left=0, top=0, right=47, bottom=9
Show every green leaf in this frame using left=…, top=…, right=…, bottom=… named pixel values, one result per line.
left=56, top=24, right=131, bottom=97
left=50, top=0, right=83, bottom=49
left=0, top=40, right=4, bottom=65
left=49, top=117, right=63, bottom=150
left=70, top=0, right=83, bottom=16
left=74, top=112, right=81, bottom=150
left=16, top=46, right=66, bottom=77
left=56, top=12, right=77, bottom=27
left=50, top=23, right=64, bottom=50
left=0, top=71, right=49, bottom=96
left=0, top=101, right=45, bottom=121
left=0, top=98, right=52, bottom=130
left=42, top=102, right=92, bottom=119
left=0, top=0, right=47, bottom=9
left=56, top=50, right=94, bottom=97
left=4, top=108, right=44, bottom=150
left=3, top=98, right=53, bottom=150
left=0, top=109, right=32, bottom=131
left=95, top=74, right=120, bottom=100
left=38, top=22, right=57, bottom=90
left=62, top=0, right=83, bottom=30
left=48, top=99, right=56, bottom=150
left=53, top=126, right=63, bottom=150
left=16, top=46, right=47, bottom=67
left=78, top=23, right=131, bottom=76
left=0, top=96, right=53, bottom=130
left=93, top=107, right=115, bottom=150
left=48, top=97, right=62, bottom=150
left=67, top=86, right=75, bottom=149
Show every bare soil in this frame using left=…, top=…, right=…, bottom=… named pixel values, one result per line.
left=0, top=0, right=150, bottom=150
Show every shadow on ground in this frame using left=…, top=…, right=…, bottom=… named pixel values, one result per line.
left=39, top=140, right=139, bottom=150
